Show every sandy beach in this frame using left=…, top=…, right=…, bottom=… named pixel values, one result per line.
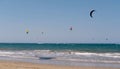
left=0, top=60, right=119, bottom=69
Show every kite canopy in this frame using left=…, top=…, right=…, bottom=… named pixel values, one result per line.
left=26, top=29, right=29, bottom=34
left=70, top=27, right=72, bottom=31
left=41, top=32, right=44, bottom=34
left=90, top=10, right=95, bottom=18
left=106, top=38, right=108, bottom=40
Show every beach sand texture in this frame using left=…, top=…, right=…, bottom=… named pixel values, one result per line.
left=0, top=60, right=119, bottom=69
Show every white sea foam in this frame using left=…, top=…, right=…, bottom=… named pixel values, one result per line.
left=0, top=50, right=120, bottom=58
left=74, top=52, right=120, bottom=58
left=56, top=58, right=120, bottom=64
left=0, top=50, right=120, bottom=64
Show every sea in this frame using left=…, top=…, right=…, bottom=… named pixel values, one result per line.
left=0, top=43, right=120, bottom=68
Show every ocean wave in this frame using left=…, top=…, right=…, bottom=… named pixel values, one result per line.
left=0, top=50, right=119, bottom=64
left=0, top=50, right=120, bottom=58
left=74, top=52, right=120, bottom=58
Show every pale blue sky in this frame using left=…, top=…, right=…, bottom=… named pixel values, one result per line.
left=0, top=0, right=120, bottom=43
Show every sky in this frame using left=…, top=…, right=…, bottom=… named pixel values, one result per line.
left=0, top=0, right=120, bottom=43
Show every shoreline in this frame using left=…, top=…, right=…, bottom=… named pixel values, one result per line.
left=0, top=60, right=119, bottom=69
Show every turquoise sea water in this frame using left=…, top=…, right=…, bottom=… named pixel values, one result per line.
left=0, top=43, right=119, bottom=68
left=0, top=43, right=119, bottom=52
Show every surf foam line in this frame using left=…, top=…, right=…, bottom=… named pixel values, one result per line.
left=0, top=50, right=120, bottom=59
left=55, top=58, right=120, bottom=64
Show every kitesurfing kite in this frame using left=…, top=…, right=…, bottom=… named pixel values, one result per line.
left=70, top=27, right=72, bottom=31
left=41, top=32, right=44, bottom=34
left=26, top=29, right=29, bottom=34
left=90, top=10, right=95, bottom=18
left=106, top=38, right=108, bottom=40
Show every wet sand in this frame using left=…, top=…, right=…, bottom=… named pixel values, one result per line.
left=0, top=60, right=119, bottom=69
